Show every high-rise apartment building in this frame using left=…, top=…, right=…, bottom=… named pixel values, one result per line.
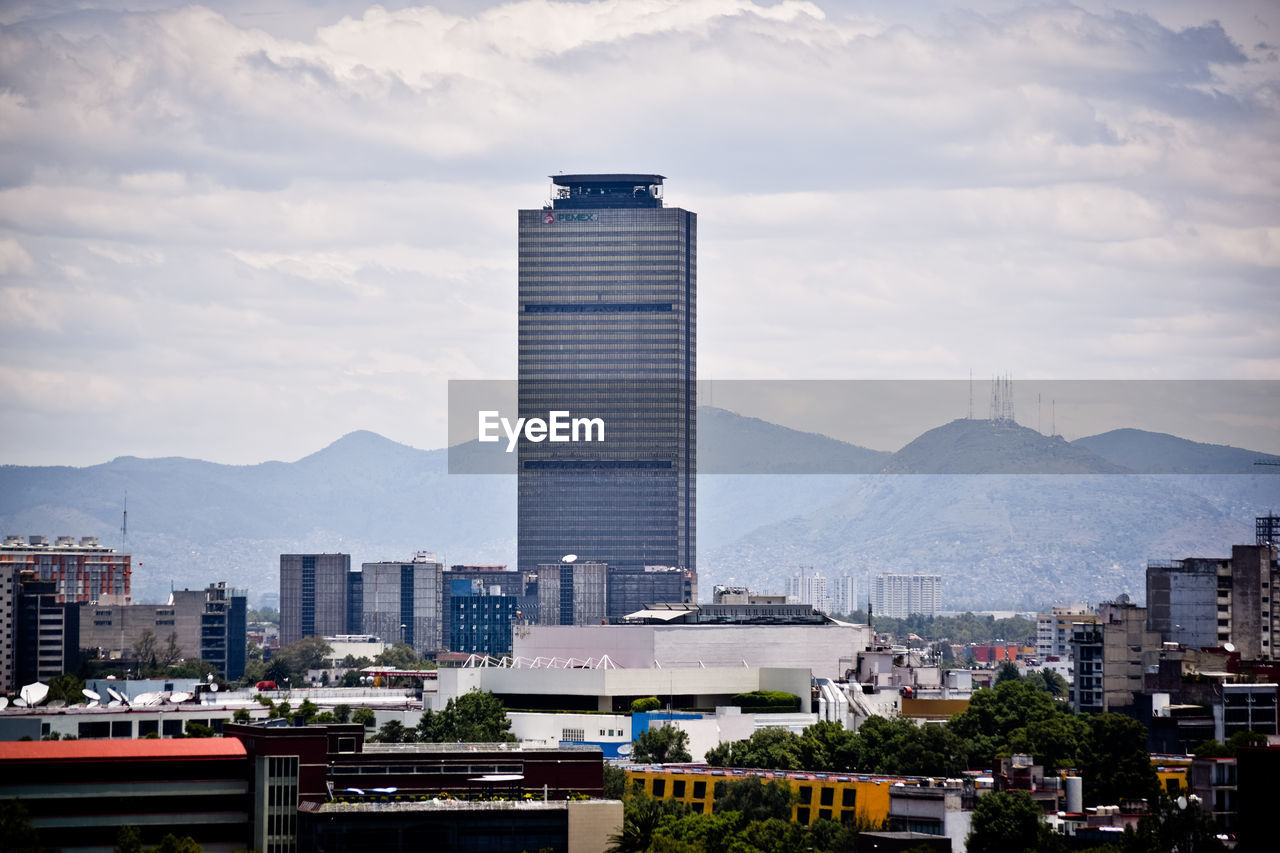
left=361, top=556, right=443, bottom=655
left=871, top=573, right=942, bottom=619
left=1070, top=596, right=1160, bottom=714
left=1146, top=518, right=1280, bottom=660
left=517, top=174, right=695, bottom=576
left=786, top=570, right=837, bottom=614
left=1, top=566, right=19, bottom=693
left=279, top=554, right=353, bottom=647
left=1035, top=604, right=1097, bottom=659
left=1, top=535, right=130, bottom=604
left=15, top=572, right=80, bottom=684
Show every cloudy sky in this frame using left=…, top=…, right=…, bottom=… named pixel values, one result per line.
left=1, top=0, right=1277, bottom=465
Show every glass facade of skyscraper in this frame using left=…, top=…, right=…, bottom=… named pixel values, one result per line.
left=517, top=174, right=695, bottom=574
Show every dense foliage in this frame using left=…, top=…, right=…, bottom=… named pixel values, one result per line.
left=836, top=611, right=1036, bottom=645
left=631, top=726, right=692, bottom=764
left=607, top=779, right=874, bottom=853
left=729, top=691, right=801, bottom=712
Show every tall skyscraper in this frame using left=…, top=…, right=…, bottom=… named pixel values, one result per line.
left=517, top=174, right=695, bottom=576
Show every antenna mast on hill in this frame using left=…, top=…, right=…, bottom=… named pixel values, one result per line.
left=988, top=374, right=1015, bottom=425
left=121, top=491, right=128, bottom=551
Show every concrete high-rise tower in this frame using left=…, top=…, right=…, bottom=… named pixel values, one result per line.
left=517, top=174, right=695, bottom=576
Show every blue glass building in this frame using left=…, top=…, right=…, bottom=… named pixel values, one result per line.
left=517, top=174, right=696, bottom=575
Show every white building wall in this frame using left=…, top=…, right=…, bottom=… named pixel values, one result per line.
left=512, top=623, right=871, bottom=680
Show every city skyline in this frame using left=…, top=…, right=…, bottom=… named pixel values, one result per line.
left=1, top=1, right=1277, bottom=467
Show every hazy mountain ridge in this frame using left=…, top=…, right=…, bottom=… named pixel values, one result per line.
left=1072, top=428, right=1280, bottom=474
left=1, top=412, right=1275, bottom=608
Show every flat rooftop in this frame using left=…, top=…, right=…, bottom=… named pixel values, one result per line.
left=551, top=174, right=664, bottom=185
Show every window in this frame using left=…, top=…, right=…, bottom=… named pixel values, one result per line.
left=842, top=788, right=856, bottom=808
left=692, top=781, right=706, bottom=799
left=820, top=787, right=834, bottom=806
left=799, top=786, right=812, bottom=804
left=819, top=808, right=832, bottom=820
left=672, top=780, right=686, bottom=798
left=796, top=807, right=810, bottom=824
left=652, top=779, right=666, bottom=797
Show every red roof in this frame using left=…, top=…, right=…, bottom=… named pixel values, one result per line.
left=0, top=738, right=247, bottom=761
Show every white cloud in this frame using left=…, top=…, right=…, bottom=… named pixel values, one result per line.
left=0, top=0, right=1276, bottom=464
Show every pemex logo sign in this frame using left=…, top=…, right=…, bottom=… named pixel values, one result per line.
left=544, top=212, right=599, bottom=224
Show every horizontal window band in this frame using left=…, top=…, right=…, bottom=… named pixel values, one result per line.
left=524, top=303, right=673, bottom=314
left=522, top=461, right=675, bottom=470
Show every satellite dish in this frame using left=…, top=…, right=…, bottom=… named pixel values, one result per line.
left=107, top=700, right=122, bottom=708
left=210, top=683, right=219, bottom=692
left=13, top=698, right=26, bottom=707
left=20, top=682, right=49, bottom=706
left=0, top=697, right=8, bottom=710
left=562, top=554, right=578, bottom=563
left=83, top=688, right=102, bottom=702
left=134, top=692, right=161, bottom=706
left=106, top=688, right=125, bottom=703
left=1223, top=642, right=1236, bottom=653
left=617, top=743, right=632, bottom=756
left=169, top=691, right=192, bottom=703
left=1177, top=796, right=1188, bottom=810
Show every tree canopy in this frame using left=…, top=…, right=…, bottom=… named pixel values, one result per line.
left=417, top=689, right=516, bottom=743
left=632, top=726, right=692, bottom=764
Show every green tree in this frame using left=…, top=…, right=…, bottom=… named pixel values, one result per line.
left=291, top=698, right=320, bottom=725
left=1006, top=713, right=1088, bottom=773
left=1080, top=714, right=1159, bottom=807
left=631, top=696, right=661, bottom=713
left=603, top=763, right=628, bottom=799
left=967, top=790, right=1057, bottom=853
left=948, top=678, right=1072, bottom=769
left=352, top=707, right=376, bottom=727
left=340, top=669, right=364, bottom=687
left=632, top=725, right=692, bottom=764
left=232, top=708, right=251, bottom=723
left=1026, top=669, right=1069, bottom=698
left=607, top=789, right=690, bottom=853
left=0, top=799, right=44, bottom=853
left=416, top=689, right=515, bottom=743
left=705, top=726, right=804, bottom=770
left=184, top=722, right=215, bottom=738
left=1122, top=795, right=1226, bottom=853
left=995, top=661, right=1022, bottom=684
left=713, top=776, right=795, bottom=822
left=798, top=720, right=861, bottom=771
left=166, top=658, right=218, bottom=680
left=274, top=636, right=333, bottom=677
left=115, top=825, right=143, bottom=853
left=374, top=643, right=426, bottom=670
left=372, top=719, right=416, bottom=743
left=148, top=833, right=203, bottom=853
left=46, top=673, right=86, bottom=705
left=333, top=703, right=352, bottom=723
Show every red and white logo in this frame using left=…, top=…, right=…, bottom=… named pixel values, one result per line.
left=543, top=212, right=555, bottom=224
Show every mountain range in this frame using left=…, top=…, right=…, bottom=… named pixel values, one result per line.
left=1, top=408, right=1276, bottom=609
